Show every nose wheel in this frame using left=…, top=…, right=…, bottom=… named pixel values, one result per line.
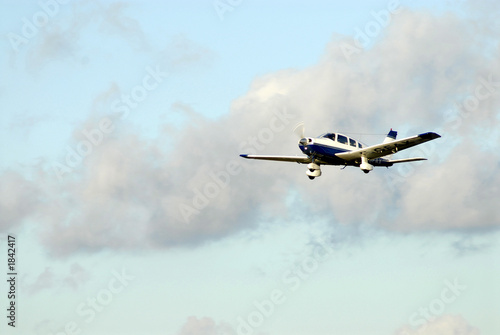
left=308, top=176, right=315, bottom=180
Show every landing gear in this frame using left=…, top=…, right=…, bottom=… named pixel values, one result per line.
left=360, top=155, right=373, bottom=174
left=306, top=162, right=321, bottom=179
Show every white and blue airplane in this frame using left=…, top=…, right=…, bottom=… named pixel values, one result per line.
left=240, top=125, right=441, bottom=179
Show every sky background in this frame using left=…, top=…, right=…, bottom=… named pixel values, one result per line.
left=1, top=1, right=499, bottom=335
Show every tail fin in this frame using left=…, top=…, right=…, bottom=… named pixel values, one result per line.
left=383, top=129, right=397, bottom=159
left=383, top=129, right=397, bottom=144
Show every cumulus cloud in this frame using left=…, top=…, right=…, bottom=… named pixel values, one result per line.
left=63, top=262, right=90, bottom=290
left=451, top=235, right=493, bottom=257
left=26, top=267, right=55, bottom=295
left=25, top=263, right=90, bottom=294
left=2, top=5, right=499, bottom=255
left=395, top=314, right=480, bottom=335
left=158, top=34, right=215, bottom=74
left=13, top=1, right=212, bottom=73
left=14, top=1, right=150, bottom=71
left=384, top=142, right=500, bottom=231
left=0, top=170, right=41, bottom=230
left=98, top=1, right=149, bottom=50
left=38, top=104, right=296, bottom=255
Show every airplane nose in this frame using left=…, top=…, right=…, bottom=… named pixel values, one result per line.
left=299, top=138, right=314, bottom=146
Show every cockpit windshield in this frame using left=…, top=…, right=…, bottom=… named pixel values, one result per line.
left=320, top=133, right=336, bottom=141
left=320, top=132, right=366, bottom=148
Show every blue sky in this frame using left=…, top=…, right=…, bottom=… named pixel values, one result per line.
left=1, top=1, right=499, bottom=335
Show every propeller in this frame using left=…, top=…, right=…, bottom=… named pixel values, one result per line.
left=293, top=122, right=305, bottom=139
left=293, top=122, right=309, bottom=147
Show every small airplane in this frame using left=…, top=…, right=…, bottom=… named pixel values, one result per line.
left=240, top=124, right=441, bottom=179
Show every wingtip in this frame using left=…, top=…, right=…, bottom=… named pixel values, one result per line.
left=418, top=132, right=441, bottom=140
left=240, top=154, right=248, bottom=158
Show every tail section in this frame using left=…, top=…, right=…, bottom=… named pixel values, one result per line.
left=382, top=129, right=397, bottom=159
left=383, top=129, right=397, bottom=143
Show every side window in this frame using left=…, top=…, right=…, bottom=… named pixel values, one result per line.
left=349, top=138, right=356, bottom=147
left=337, top=135, right=347, bottom=144
left=358, top=143, right=363, bottom=148
left=329, top=133, right=336, bottom=141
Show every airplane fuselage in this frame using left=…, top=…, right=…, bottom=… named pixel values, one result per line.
left=298, top=133, right=392, bottom=167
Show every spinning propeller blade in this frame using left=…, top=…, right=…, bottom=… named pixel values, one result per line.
left=293, top=122, right=305, bottom=139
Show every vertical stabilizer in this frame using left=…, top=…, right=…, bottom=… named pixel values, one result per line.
left=383, top=129, right=398, bottom=143
left=382, top=129, right=398, bottom=159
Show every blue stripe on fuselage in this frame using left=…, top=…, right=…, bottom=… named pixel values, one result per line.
left=299, top=143, right=394, bottom=167
left=299, top=143, right=350, bottom=164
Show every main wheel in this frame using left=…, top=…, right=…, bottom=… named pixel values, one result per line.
left=308, top=176, right=315, bottom=180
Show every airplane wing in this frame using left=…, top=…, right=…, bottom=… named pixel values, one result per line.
left=336, top=132, right=441, bottom=161
left=387, top=157, right=427, bottom=164
left=240, top=154, right=311, bottom=163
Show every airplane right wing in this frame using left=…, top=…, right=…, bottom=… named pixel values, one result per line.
left=336, top=132, right=441, bottom=161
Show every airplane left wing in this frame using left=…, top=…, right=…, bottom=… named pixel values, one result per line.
left=336, top=132, right=441, bottom=161
left=240, top=154, right=311, bottom=163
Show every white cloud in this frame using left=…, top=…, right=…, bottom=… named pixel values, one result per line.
left=24, top=263, right=90, bottom=294
left=0, top=170, right=41, bottom=230
left=2, top=5, right=499, bottom=255
left=385, top=142, right=500, bottom=231
left=395, top=314, right=480, bottom=335
left=26, top=267, right=55, bottom=295
left=11, top=1, right=150, bottom=72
